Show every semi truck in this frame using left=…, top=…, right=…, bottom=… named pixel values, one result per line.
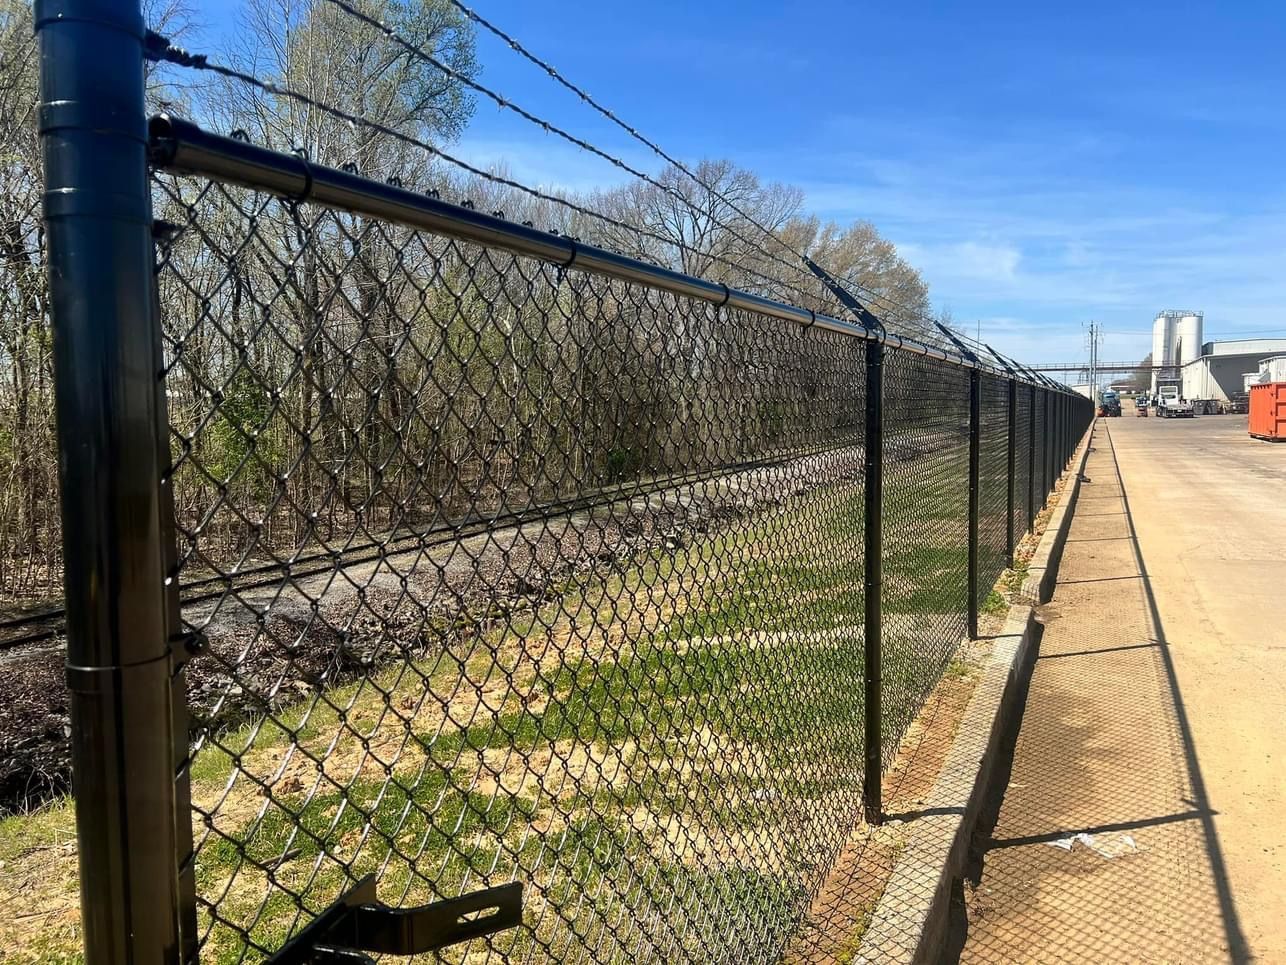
left=1098, top=389, right=1122, bottom=417
left=1155, top=382, right=1195, bottom=418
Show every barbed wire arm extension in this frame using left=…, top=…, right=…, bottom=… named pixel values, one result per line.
left=803, top=256, right=885, bottom=336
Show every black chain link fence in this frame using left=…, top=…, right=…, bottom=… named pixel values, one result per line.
left=977, top=375, right=1012, bottom=614
left=876, top=352, right=969, bottom=765
left=156, top=171, right=884, bottom=961
left=143, top=146, right=1090, bottom=960
left=29, top=6, right=1092, bottom=949
left=1012, top=388, right=1033, bottom=545
left=1034, top=390, right=1049, bottom=513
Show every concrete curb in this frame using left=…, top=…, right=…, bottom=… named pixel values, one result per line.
left=855, top=424, right=1095, bottom=965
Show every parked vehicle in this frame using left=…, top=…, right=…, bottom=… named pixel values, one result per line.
left=1156, top=382, right=1195, bottom=418
left=1189, top=397, right=1246, bottom=415
left=1135, top=396, right=1149, bottom=417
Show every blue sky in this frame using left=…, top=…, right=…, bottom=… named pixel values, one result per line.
left=192, top=0, right=1286, bottom=366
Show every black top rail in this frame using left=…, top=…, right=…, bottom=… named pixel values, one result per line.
left=148, top=115, right=1078, bottom=397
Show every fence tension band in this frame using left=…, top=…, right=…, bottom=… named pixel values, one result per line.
left=266, top=878, right=522, bottom=965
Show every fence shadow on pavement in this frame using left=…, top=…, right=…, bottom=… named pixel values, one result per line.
left=942, top=422, right=1250, bottom=964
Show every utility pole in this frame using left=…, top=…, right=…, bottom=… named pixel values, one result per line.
left=1090, top=321, right=1097, bottom=394
left=1085, top=320, right=1103, bottom=397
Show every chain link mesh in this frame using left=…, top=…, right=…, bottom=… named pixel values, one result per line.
left=1012, top=387, right=1033, bottom=541
left=147, top=155, right=1088, bottom=960
left=977, top=375, right=1011, bottom=612
left=1033, top=389, right=1049, bottom=510
left=877, top=352, right=969, bottom=764
left=155, top=172, right=883, bottom=961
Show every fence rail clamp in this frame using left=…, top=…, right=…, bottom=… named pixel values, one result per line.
left=266, top=877, right=522, bottom=964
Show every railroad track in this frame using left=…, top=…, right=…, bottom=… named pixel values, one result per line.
left=0, top=432, right=899, bottom=654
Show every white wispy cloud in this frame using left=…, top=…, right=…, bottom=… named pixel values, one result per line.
left=450, top=106, right=1286, bottom=364
left=777, top=119, right=1286, bottom=361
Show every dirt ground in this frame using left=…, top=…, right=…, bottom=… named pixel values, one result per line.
left=949, top=416, right=1286, bottom=964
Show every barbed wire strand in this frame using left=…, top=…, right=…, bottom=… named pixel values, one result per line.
left=149, top=27, right=1002, bottom=360
left=317, top=0, right=951, bottom=333
left=443, top=0, right=953, bottom=336
left=143, top=37, right=835, bottom=310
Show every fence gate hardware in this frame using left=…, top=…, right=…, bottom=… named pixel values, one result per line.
left=266, top=878, right=522, bottom=965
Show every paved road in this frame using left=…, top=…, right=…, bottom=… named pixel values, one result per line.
left=950, top=415, right=1286, bottom=963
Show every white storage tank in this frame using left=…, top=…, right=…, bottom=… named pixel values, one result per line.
left=1151, top=312, right=1176, bottom=392
left=1176, top=313, right=1204, bottom=367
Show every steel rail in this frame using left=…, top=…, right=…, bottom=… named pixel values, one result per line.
left=0, top=430, right=874, bottom=652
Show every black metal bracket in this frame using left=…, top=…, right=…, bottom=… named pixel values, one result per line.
left=802, top=256, right=885, bottom=335
left=266, top=877, right=523, bottom=965
left=983, top=342, right=1016, bottom=376
left=934, top=322, right=978, bottom=363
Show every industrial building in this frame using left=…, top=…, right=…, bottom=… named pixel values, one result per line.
left=1148, top=310, right=1286, bottom=405
left=1244, top=355, right=1286, bottom=391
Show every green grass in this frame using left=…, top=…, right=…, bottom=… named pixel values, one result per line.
left=982, top=589, right=1008, bottom=616
left=4, top=470, right=993, bottom=963
left=943, top=658, right=979, bottom=681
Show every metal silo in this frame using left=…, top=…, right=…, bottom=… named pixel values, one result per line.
left=1176, top=312, right=1204, bottom=367
left=1151, top=311, right=1176, bottom=393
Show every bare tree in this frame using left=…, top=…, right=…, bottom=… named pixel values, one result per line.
left=779, top=216, right=932, bottom=334
left=591, top=160, right=802, bottom=287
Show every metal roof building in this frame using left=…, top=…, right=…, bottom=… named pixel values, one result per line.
left=1180, top=337, right=1286, bottom=403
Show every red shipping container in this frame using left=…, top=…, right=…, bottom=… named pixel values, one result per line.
left=1248, top=382, right=1286, bottom=441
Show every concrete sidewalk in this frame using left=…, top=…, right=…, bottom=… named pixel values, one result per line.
left=949, top=417, right=1286, bottom=963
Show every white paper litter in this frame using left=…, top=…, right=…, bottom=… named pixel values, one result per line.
left=1044, top=832, right=1143, bottom=859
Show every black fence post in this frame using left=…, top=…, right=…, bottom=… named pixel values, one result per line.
left=1006, top=379, right=1016, bottom=559
left=967, top=369, right=981, bottom=638
left=863, top=340, right=884, bottom=825
left=1027, top=383, right=1036, bottom=530
left=1044, top=388, right=1053, bottom=498
left=35, top=0, right=182, bottom=961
